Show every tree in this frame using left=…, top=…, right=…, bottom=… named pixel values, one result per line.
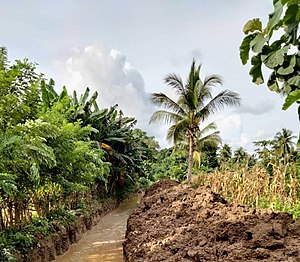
left=253, top=139, right=274, bottom=168
left=233, top=147, right=248, bottom=164
left=0, top=47, right=42, bottom=130
left=274, top=128, right=296, bottom=164
left=52, top=86, right=158, bottom=192
left=142, top=147, right=187, bottom=182
left=240, top=0, right=300, bottom=126
left=219, top=143, right=232, bottom=163
left=150, top=60, right=241, bottom=183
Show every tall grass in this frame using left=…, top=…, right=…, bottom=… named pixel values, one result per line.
left=194, top=162, right=300, bottom=217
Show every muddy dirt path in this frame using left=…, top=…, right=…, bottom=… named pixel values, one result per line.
left=55, top=195, right=140, bottom=262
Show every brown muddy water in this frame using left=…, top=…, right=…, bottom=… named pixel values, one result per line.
left=55, top=195, right=140, bottom=262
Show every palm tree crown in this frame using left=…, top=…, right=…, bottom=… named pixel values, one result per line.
left=274, top=128, right=296, bottom=163
left=150, top=60, right=241, bottom=183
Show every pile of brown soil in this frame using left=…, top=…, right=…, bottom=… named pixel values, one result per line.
left=123, top=180, right=300, bottom=262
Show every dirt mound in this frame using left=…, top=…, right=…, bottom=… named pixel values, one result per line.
left=123, top=180, right=300, bottom=261
left=143, top=179, right=179, bottom=198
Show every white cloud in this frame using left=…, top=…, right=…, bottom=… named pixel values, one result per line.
left=216, top=115, right=272, bottom=152
left=240, top=133, right=251, bottom=148
left=58, top=43, right=161, bottom=140
left=216, top=114, right=242, bottom=146
left=235, top=100, right=275, bottom=115
left=254, top=129, right=273, bottom=141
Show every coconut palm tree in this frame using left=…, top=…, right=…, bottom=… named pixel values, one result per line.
left=253, top=139, right=274, bottom=167
left=233, top=147, right=248, bottom=164
left=274, top=128, right=296, bottom=165
left=219, top=143, right=232, bottom=164
left=150, top=60, right=241, bottom=183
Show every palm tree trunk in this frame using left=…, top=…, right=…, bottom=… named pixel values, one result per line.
left=187, top=132, right=194, bottom=184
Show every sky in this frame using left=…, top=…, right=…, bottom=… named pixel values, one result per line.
left=1, top=0, right=299, bottom=152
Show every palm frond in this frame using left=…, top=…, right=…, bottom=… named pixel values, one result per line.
left=166, top=119, right=189, bottom=144
left=197, top=90, right=241, bottom=121
left=150, top=93, right=186, bottom=115
left=149, top=110, right=183, bottom=124
left=150, top=60, right=241, bottom=162
left=195, top=131, right=221, bottom=151
left=203, top=74, right=222, bottom=88
left=184, top=60, right=202, bottom=110
left=197, top=75, right=222, bottom=107
left=197, top=83, right=212, bottom=108
left=198, top=131, right=221, bottom=144
left=199, top=122, right=218, bottom=136
left=164, top=73, right=185, bottom=95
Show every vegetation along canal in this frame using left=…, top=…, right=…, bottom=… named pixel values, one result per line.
left=55, top=195, right=140, bottom=262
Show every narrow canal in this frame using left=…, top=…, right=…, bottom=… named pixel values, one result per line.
left=55, top=195, right=140, bottom=262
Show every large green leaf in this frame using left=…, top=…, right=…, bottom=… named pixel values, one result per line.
left=80, top=87, right=90, bottom=104
left=288, top=75, right=300, bottom=86
left=277, top=56, right=296, bottom=75
left=240, top=35, right=256, bottom=65
left=281, top=0, right=299, bottom=5
left=59, top=86, right=68, bottom=100
left=243, top=18, right=262, bottom=34
left=250, top=34, right=267, bottom=53
left=267, top=73, right=280, bottom=92
left=282, top=4, right=299, bottom=25
left=267, top=0, right=284, bottom=29
left=282, top=89, right=300, bottom=110
left=250, top=55, right=264, bottom=84
left=263, top=46, right=288, bottom=69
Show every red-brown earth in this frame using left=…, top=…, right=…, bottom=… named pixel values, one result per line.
left=123, top=180, right=300, bottom=262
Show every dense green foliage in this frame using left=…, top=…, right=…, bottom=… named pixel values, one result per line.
left=0, top=47, right=158, bottom=260
left=142, top=141, right=220, bottom=185
left=240, top=0, right=300, bottom=126
left=143, top=148, right=187, bottom=183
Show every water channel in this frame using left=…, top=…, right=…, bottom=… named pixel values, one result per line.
left=55, top=195, right=140, bottom=262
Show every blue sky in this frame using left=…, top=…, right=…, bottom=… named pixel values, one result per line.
left=1, top=0, right=298, bottom=151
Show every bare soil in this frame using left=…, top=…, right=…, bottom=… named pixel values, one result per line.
left=123, top=180, right=300, bottom=262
